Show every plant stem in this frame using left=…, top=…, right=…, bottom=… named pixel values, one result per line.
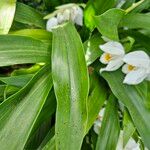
left=125, top=0, right=145, bottom=13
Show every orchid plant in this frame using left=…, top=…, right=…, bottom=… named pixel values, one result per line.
left=0, top=0, right=150, bottom=150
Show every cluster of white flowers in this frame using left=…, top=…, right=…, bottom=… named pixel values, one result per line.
left=45, top=4, right=83, bottom=31
left=99, top=41, right=150, bottom=85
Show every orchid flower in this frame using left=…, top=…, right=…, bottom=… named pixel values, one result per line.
left=122, top=51, right=150, bottom=85
left=46, top=4, right=83, bottom=32
left=99, top=41, right=125, bottom=73
left=93, top=108, right=105, bottom=134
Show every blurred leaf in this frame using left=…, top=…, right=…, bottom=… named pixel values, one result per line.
left=14, top=2, right=46, bottom=29
left=102, top=70, right=150, bottom=149
left=0, top=65, right=52, bottom=150
left=84, top=0, right=118, bottom=30
left=52, top=22, right=89, bottom=150
left=86, top=72, right=107, bottom=133
left=131, top=0, right=150, bottom=13
left=38, top=127, right=55, bottom=150
left=120, top=13, right=150, bottom=30
left=123, top=109, right=135, bottom=146
left=0, top=35, right=50, bottom=67
left=84, top=34, right=103, bottom=66
left=94, top=8, right=125, bottom=40
left=25, top=90, right=56, bottom=149
left=0, top=0, right=16, bottom=34
left=0, top=74, right=32, bottom=87
left=96, top=94, right=120, bottom=150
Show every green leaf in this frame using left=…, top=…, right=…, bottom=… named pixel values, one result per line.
left=94, top=8, right=125, bottom=41
left=0, top=0, right=16, bottom=34
left=84, top=0, right=118, bottom=30
left=0, top=74, right=33, bottom=87
left=25, top=91, right=56, bottom=149
left=0, top=65, right=52, bottom=150
left=96, top=94, right=120, bottom=150
left=0, top=35, right=50, bottom=66
left=84, top=34, right=103, bottom=66
left=14, top=2, right=46, bottom=29
left=86, top=72, right=107, bottom=133
left=120, top=13, right=150, bottom=30
left=102, top=70, right=150, bottom=149
left=10, top=29, right=52, bottom=44
left=123, top=109, right=135, bottom=146
left=52, top=22, right=89, bottom=150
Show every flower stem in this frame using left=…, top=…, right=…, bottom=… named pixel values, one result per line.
left=125, top=0, right=145, bottom=13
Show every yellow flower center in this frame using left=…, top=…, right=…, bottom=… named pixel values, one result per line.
left=128, top=65, right=135, bottom=71
left=104, top=53, right=112, bottom=62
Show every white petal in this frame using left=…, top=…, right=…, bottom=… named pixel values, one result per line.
left=93, top=120, right=102, bottom=134
left=62, top=9, right=70, bottom=21
left=46, top=17, right=58, bottom=31
left=125, top=138, right=140, bottom=150
left=123, top=51, right=150, bottom=68
left=98, top=108, right=105, bottom=119
left=74, top=7, right=83, bottom=26
left=57, top=12, right=65, bottom=23
left=70, top=6, right=78, bottom=21
left=99, top=41, right=125, bottom=55
left=123, top=68, right=148, bottom=85
left=100, top=58, right=124, bottom=72
left=99, top=53, right=109, bottom=64
left=122, top=64, right=130, bottom=74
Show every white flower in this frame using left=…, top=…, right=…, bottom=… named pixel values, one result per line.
left=99, top=41, right=125, bottom=72
left=116, top=131, right=140, bottom=150
left=70, top=6, right=83, bottom=26
left=45, top=4, right=83, bottom=32
left=46, top=17, right=58, bottom=31
left=122, top=51, right=150, bottom=85
left=93, top=108, right=105, bottom=134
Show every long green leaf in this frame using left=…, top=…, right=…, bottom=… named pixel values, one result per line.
left=102, top=70, right=150, bottom=149
left=120, top=13, right=150, bottom=30
left=94, top=8, right=125, bottom=40
left=0, top=0, right=16, bottom=34
left=14, top=2, right=45, bottom=29
left=0, top=65, right=52, bottom=150
left=52, top=22, right=89, bottom=150
left=0, top=35, right=50, bottom=66
left=10, top=29, right=52, bottom=44
left=96, top=94, right=120, bottom=150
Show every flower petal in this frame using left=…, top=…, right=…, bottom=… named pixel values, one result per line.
left=93, top=120, right=102, bottom=134
left=123, top=51, right=150, bottom=68
left=125, top=138, right=140, bottom=150
left=123, top=68, right=148, bottom=85
left=99, top=53, right=109, bottom=64
left=100, top=58, right=123, bottom=72
left=99, top=41, right=125, bottom=55
left=57, top=12, right=65, bottom=23
left=62, top=9, right=70, bottom=21
left=46, top=17, right=58, bottom=31
left=74, top=7, right=83, bottom=26
left=122, top=64, right=129, bottom=74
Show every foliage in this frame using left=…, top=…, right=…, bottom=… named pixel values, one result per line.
left=0, top=0, right=150, bottom=150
